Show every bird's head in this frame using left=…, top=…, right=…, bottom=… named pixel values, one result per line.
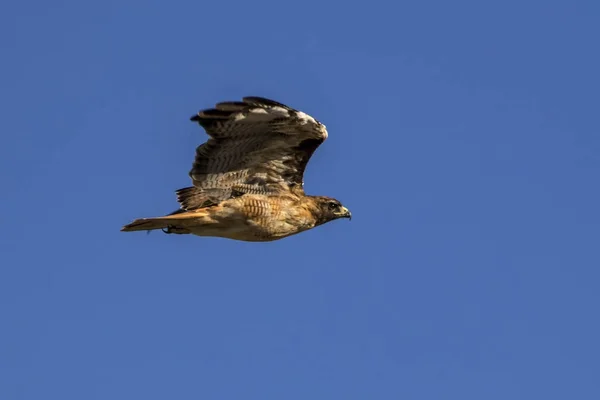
left=311, top=196, right=352, bottom=225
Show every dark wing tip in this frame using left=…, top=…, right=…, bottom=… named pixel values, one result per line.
left=215, top=101, right=247, bottom=111
left=242, top=96, right=292, bottom=109
left=190, top=108, right=235, bottom=126
left=190, top=96, right=292, bottom=122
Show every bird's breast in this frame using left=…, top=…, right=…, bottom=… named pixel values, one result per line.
left=238, top=196, right=316, bottom=239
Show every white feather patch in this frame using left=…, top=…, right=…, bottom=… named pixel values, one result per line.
left=249, top=108, right=268, bottom=114
left=296, top=111, right=316, bottom=124
left=269, top=106, right=289, bottom=116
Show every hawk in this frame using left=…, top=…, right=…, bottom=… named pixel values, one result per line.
left=121, top=96, right=351, bottom=241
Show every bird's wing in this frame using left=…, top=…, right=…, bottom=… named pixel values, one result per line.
left=177, top=96, right=328, bottom=210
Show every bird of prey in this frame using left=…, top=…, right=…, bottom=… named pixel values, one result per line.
left=121, top=96, right=351, bottom=241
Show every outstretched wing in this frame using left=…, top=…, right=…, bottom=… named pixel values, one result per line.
left=177, top=96, right=328, bottom=210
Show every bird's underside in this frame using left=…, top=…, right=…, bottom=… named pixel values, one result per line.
left=121, top=96, right=351, bottom=241
left=121, top=193, right=332, bottom=242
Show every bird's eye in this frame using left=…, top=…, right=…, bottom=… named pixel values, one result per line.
left=328, top=202, right=339, bottom=210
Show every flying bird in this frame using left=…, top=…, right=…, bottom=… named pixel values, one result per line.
left=121, top=96, right=351, bottom=241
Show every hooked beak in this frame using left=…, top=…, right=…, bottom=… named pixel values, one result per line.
left=341, top=207, right=352, bottom=221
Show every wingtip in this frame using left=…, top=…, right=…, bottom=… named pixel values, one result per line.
left=242, top=96, right=290, bottom=109
left=121, top=223, right=134, bottom=232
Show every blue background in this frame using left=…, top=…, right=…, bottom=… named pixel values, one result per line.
left=2, top=1, right=599, bottom=399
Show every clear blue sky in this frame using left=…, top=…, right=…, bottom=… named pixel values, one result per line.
left=2, top=1, right=599, bottom=399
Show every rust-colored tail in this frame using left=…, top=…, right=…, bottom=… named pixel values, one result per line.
left=121, top=217, right=175, bottom=232
left=121, top=210, right=208, bottom=233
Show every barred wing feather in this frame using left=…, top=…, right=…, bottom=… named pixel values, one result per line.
left=176, top=96, right=328, bottom=210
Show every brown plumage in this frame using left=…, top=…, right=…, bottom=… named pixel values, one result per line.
left=121, top=96, right=351, bottom=242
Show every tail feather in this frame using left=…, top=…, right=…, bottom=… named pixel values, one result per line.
left=121, top=217, right=173, bottom=232
left=121, top=211, right=208, bottom=233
